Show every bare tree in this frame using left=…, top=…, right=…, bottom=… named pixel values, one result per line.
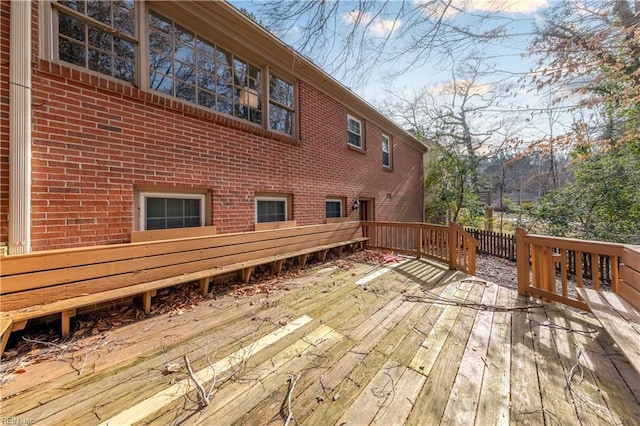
left=252, top=0, right=544, bottom=83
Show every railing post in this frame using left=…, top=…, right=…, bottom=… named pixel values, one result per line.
left=448, top=222, right=457, bottom=270
left=516, top=227, right=529, bottom=296
left=416, top=225, right=423, bottom=259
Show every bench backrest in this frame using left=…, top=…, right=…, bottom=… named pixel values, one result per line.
left=0, top=222, right=364, bottom=311
left=130, top=226, right=217, bottom=243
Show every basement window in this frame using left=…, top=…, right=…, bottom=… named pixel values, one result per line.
left=138, top=192, right=205, bottom=230
left=256, top=196, right=289, bottom=223
left=326, top=199, right=344, bottom=218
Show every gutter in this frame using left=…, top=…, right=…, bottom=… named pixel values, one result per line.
left=8, top=0, right=32, bottom=254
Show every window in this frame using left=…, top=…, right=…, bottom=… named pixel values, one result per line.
left=326, top=199, right=343, bottom=218
left=382, top=134, right=391, bottom=168
left=347, top=115, right=363, bottom=149
left=256, top=196, right=288, bottom=223
left=138, top=192, right=205, bottom=230
left=269, top=74, right=295, bottom=135
left=148, top=11, right=262, bottom=124
left=54, top=0, right=137, bottom=83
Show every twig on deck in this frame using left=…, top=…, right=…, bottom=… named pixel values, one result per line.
left=184, top=354, right=210, bottom=406
left=283, top=372, right=301, bottom=426
left=566, top=344, right=584, bottom=388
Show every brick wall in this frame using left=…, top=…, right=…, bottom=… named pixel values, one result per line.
left=0, top=2, right=425, bottom=251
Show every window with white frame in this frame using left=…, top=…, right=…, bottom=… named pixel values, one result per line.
left=326, top=199, right=343, bottom=218
left=269, top=74, right=295, bottom=135
left=347, top=114, right=363, bottom=149
left=138, top=192, right=205, bottom=230
left=148, top=11, right=263, bottom=124
left=256, top=196, right=288, bottom=223
left=382, top=133, right=391, bottom=168
left=53, top=0, right=137, bottom=83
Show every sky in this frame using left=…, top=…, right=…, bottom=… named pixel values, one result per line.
left=229, top=0, right=573, bottom=147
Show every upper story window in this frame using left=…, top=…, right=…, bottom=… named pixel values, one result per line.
left=55, top=0, right=137, bottom=83
left=347, top=114, right=363, bottom=149
left=382, top=133, right=392, bottom=168
left=269, top=74, right=295, bottom=135
left=149, top=11, right=262, bottom=125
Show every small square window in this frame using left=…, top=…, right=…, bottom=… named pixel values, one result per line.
left=347, top=114, right=363, bottom=149
left=256, top=196, right=288, bottom=223
left=139, top=192, right=205, bottom=230
left=326, top=199, right=343, bottom=218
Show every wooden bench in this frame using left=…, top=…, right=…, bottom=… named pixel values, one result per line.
left=130, top=225, right=217, bottom=243
left=0, top=221, right=368, bottom=355
left=576, top=246, right=640, bottom=375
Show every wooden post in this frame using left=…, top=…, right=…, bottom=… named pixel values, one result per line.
left=271, top=259, right=285, bottom=274
left=240, top=267, right=254, bottom=284
left=416, top=226, right=423, bottom=259
left=142, top=291, right=153, bottom=314
left=199, top=277, right=210, bottom=295
left=448, top=223, right=457, bottom=270
left=516, top=228, right=529, bottom=296
left=61, top=309, right=76, bottom=338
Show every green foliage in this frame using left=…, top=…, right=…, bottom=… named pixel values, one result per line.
left=424, top=145, right=479, bottom=224
left=534, top=141, right=640, bottom=244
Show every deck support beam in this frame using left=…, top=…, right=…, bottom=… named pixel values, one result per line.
left=61, top=309, right=76, bottom=338
left=270, top=259, right=284, bottom=274
left=199, top=277, right=210, bottom=295
left=240, top=267, right=254, bottom=284
left=297, top=254, right=309, bottom=267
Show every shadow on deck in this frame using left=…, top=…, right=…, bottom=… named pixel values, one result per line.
left=1, top=257, right=639, bottom=425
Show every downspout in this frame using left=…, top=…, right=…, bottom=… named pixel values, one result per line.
left=8, top=0, right=32, bottom=254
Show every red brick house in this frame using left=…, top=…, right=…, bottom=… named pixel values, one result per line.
left=1, top=1, right=427, bottom=254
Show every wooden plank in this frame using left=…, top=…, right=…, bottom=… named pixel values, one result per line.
left=440, top=282, right=498, bottom=425
left=623, top=246, right=640, bottom=272
left=0, top=316, right=13, bottom=356
left=528, top=302, right=581, bottom=425
left=130, top=226, right=217, bottom=243
left=577, top=288, right=640, bottom=375
left=406, top=282, right=485, bottom=425
left=370, top=367, right=426, bottom=425
left=97, top=315, right=315, bottom=426
left=1, top=237, right=368, bottom=311
left=476, top=285, right=512, bottom=426
left=240, top=266, right=254, bottom=284
left=1, top=221, right=362, bottom=276
left=254, top=220, right=297, bottom=231
left=191, top=325, right=342, bottom=425
left=336, top=360, right=405, bottom=425
left=620, top=264, right=640, bottom=292
left=1, top=225, right=363, bottom=294
left=618, top=280, right=640, bottom=311
left=549, top=305, right=618, bottom=425
left=509, top=297, right=544, bottom=424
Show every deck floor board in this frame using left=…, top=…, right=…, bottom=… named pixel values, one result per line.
left=2, top=257, right=639, bottom=425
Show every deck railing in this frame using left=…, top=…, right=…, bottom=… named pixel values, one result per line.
left=361, top=221, right=478, bottom=274
left=516, top=228, right=640, bottom=311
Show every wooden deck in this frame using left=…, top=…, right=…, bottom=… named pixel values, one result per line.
left=1, top=257, right=639, bottom=425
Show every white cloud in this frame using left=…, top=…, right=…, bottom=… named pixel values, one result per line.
left=413, top=0, right=549, bottom=19
left=342, top=11, right=401, bottom=37
left=431, top=79, right=491, bottom=95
